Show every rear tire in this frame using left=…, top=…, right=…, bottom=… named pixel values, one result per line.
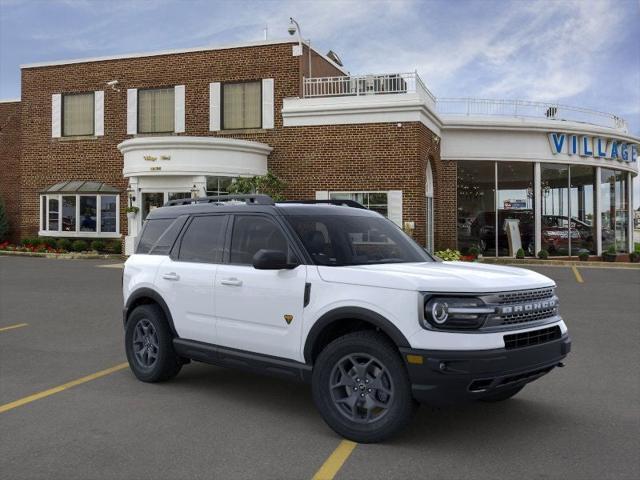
left=125, top=304, right=182, bottom=383
left=479, top=385, right=524, bottom=402
left=312, top=331, right=417, bottom=443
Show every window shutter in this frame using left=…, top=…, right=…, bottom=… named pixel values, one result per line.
left=94, top=90, right=104, bottom=136
left=51, top=94, right=61, bottom=138
left=262, top=78, right=275, bottom=129
left=315, top=191, right=329, bottom=200
left=387, top=190, right=403, bottom=227
left=174, top=85, right=185, bottom=133
left=209, top=82, right=221, bottom=131
left=127, top=88, right=137, bottom=135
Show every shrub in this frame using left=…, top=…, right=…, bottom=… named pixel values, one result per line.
left=71, top=240, right=88, bottom=252
left=0, top=197, right=9, bottom=242
left=21, top=237, right=37, bottom=247
left=537, top=249, right=549, bottom=260
left=107, top=239, right=122, bottom=254
left=435, top=249, right=462, bottom=261
left=606, top=244, right=617, bottom=255
left=516, top=248, right=525, bottom=259
left=468, top=246, right=480, bottom=257
left=90, top=240, right=106, bottom=252
left=57, top=238, right=72, bottom=251
left=39, top=237, right=57, bottom=248
left=630, top=252, right=640, bottom=263
left=578, top=251, right=590, bottom=261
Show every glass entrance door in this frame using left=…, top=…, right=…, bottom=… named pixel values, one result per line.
left=142, top=192, right=165, bottom=220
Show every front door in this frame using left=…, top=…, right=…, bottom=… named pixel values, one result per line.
left=155, top=214, right=228, bottom=345
left=142, top=192, right=165, bottom=220
left=214, top=214, right=307, bottom=361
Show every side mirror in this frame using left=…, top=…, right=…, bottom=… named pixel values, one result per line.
left=252, top=249, right=296, bottom=270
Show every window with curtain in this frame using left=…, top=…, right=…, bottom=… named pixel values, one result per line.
left=62, top=92, right=94, bottom=136
left=222, top=82, right=261, bottom=130
left=138, top=88, right=175, bottom=133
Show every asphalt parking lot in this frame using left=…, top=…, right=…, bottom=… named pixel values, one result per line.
left=1, top=256, right=639, bottom=480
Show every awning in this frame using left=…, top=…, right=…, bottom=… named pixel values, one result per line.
left=41, top=181, right=120, bottom=194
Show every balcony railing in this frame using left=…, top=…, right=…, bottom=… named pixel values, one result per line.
left=303, top=72, right=436, bottom=103
left=437, top=98, right=628, bottom=131
left=301, top=74, right=627, bottom=131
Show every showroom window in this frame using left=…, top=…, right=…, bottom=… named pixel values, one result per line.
left=497, top=162, right=534, bottom=256
left=39, top=182, right=120, bottom=237
left=138, top=87, right=175, bottom=133
left=601, top=168, right=629, bottom=253
left=457, top=161, right=496, bottom=256
left=62, top=92, right=94, bottom=136
left=222, top=81, right=261, bottom=130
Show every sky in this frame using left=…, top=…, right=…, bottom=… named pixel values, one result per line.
left=1, top=0, right=639, bottom=203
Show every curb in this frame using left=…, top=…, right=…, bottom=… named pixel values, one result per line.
left=479, top=258, right=640, bottom=269
left=0, top=250, right=124, bottom=260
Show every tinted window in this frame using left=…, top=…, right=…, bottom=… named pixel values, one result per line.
left=230, top=216, right=290, bottom=264
left=178, top=215, right=227, bottom=263
left=287, top=215, right=432, bottom=266
left=137, top=219, right=174, bottom=254
left=148, top=216, right=188, bottom=255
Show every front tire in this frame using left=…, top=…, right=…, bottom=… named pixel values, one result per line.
left=312, top=331, right=416, bottom=443
left=125, top=304, right=182, bottom=382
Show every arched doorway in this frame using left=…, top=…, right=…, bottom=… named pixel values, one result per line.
left=426, top=160, right=434, bottom=253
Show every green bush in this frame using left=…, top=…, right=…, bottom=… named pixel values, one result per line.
left=578, top=251, right=589, bottom=261
left=468, top=246, right=481, bottom=257
left=57, top=238, right=72, bottom=251
left=537, top=249, right=549, bottom=260
left=107, top=239, right=122, bottom=254
left=38, top=237, right=57, bottom=248
left=606, top=244, right=617, bottom=254
left=516, top=248, right=525, bottom=259
left=630, top=252, right=640, bottom=263
left=435, top=249, right=462, bottom=261
left=21, top=237, right=37, bottom=247
left=90, top=240, right=106, bottom=252
left=71, top=240, right=88, bottom=252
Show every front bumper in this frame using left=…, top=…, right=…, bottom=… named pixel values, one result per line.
left=400, top=333, right=571, bottom=405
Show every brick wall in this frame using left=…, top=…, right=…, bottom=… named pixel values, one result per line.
left=14, top=40, right=445, bottom=247
left=0, top=101, right=21, bottom=242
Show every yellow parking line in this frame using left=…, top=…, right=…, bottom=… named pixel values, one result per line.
left=0, top=362, right=128, bottom=414
left=312, top=440, right=358, bottom=480
left=0, top=323, right=28, bottom=333
left=571, top=265, right=584, bottom=283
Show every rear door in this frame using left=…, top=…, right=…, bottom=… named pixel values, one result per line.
left=214, top=214, right=307, bottom=361
left=156, top=214, right=228, bottom=344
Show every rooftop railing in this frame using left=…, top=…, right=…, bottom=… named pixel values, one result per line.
left=301, top=74, right=627, bottom=131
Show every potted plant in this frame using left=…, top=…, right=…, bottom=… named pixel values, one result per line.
left=603, top=245, right=618, bottom=262
left=468, top=246, right=481, bottom=259
left=126, top=206, right=139, bottom=220
left=578, top=251, right=590, bottom=262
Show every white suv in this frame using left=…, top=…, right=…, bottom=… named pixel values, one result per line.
left=123, top=195, right=571, bottom=443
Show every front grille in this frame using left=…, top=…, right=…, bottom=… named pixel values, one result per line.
left=501, top=307, right=558, bottom=325
left=503, top=326, right=561, bottom=350
left=496, top=287, right=555, bottom=304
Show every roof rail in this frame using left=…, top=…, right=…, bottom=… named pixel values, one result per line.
left=278, top=199, right=367, bottom=209
left=163, top=194, right=274, bottom=207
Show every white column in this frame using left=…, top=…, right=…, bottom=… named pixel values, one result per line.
left=628, top=171, right=633, bottom=253
left=124, top=177, right=140, bottom=256
left=534, top=162, right=541, bottom=256
left=595, top=166, right=602, bottom=256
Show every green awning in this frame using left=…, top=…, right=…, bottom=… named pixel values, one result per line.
left=41, top=181, right=120, bottom=194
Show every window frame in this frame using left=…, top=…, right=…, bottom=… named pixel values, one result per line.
left=221, top=80, right=263, bottom=131
left=61, top=91, right=95, bottom=137
left=38, top=193, right=120, bottom=238
left=137, top=86, right=176, bottom=134
left=329, top=191, right=390, bottom=217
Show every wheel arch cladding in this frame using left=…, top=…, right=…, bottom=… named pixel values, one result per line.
left=304, top=307, right=410, bottom=364
left=125, top=288, right=178, bottom=337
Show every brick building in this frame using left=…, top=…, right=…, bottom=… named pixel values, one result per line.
left=0, top=38, right=638, bottom=256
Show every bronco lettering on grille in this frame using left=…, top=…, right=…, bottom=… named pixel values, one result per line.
left=498, top=298, right=557, bottom=315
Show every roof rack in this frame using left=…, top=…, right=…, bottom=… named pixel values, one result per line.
left=164, top=194, right=274, bottom=207
left=278, top=199, right=367, bottom=209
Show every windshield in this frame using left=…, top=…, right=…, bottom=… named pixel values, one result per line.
left=286, top=214, right=433, bottom=266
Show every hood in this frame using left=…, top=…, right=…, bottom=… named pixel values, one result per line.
left=317, top=261, right=555, bottom=293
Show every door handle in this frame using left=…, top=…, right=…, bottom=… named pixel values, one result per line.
left=162, top=272, right=180, bottom=281
left=220, top=277, right=243, bottom=287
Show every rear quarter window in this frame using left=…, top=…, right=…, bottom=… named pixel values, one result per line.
left=136, top=218, right=176, bottom=254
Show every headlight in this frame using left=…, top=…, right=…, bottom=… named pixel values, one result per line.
left=423, top=296, right=495, bottom=330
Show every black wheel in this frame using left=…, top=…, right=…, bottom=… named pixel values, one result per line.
left=479, top=385, right=524, bottom=402
left=125, top=304, right=182, bottom=382
left=312, top=331, right=417, bottom=443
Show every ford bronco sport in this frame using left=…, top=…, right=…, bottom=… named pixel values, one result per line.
left=123, top=195, right=571, bottom=443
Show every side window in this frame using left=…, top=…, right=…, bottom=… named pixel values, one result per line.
left=230, top=216, right=290, bottom=265
left=137, top=218, right=174, bottom=254
left=148, top=215, right=188, bottom=255
left=178, top=215, right=227, bottom=263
